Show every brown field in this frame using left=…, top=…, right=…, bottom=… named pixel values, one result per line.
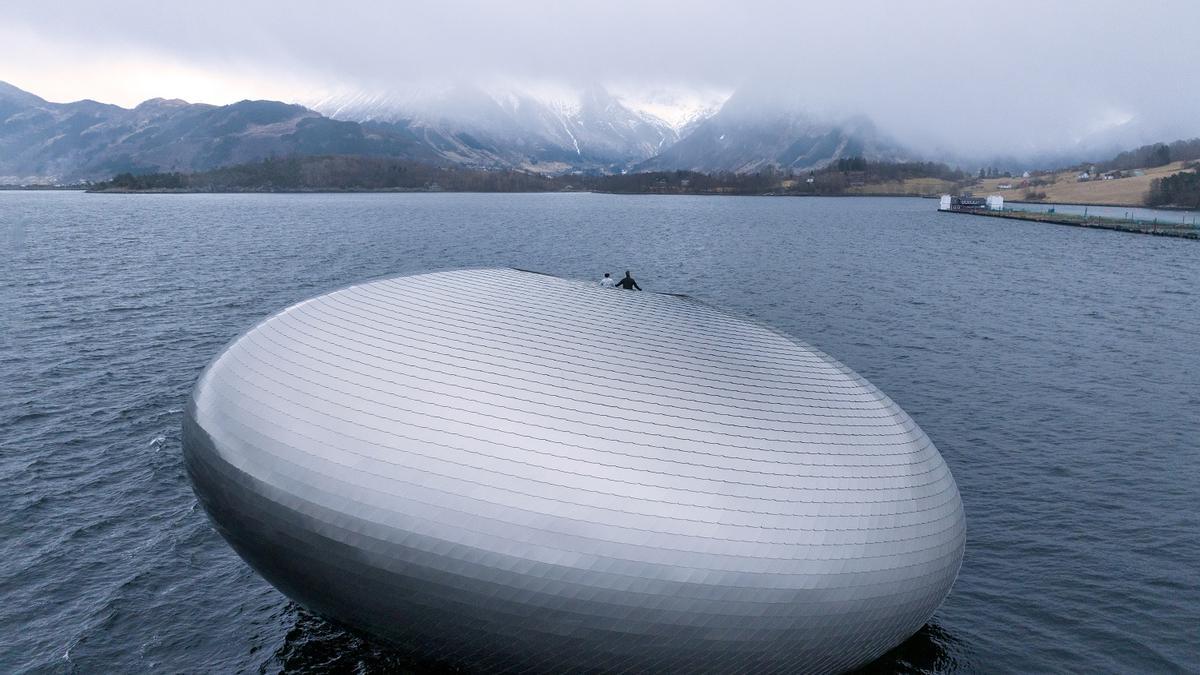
left=847, top=177, right=959, bottom=196
left=964, top=161, right=1192, bottom=206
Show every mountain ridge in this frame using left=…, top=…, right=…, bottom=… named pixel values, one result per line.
left=0, top=81, right=911, bottom=182
left=5, top=81, right=1185, bottom=184
left=0, top=83, right=448, bottom=183
left=311, top=83, right=682, bottom=173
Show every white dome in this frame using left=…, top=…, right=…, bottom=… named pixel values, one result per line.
left=184, top=268, right=965, bottom=673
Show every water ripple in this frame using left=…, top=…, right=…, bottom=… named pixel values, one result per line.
left=1, top=191, right=1197, bottom=672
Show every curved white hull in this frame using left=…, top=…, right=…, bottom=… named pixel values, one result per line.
left=183, top=268, right=965, bottom=673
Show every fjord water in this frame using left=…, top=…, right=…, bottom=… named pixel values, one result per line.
left=2, top=191, right=1197, bottom=673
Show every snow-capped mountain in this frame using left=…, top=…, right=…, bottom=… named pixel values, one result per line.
left=607, top=84, right=729, bottom=136
left=308, top=83, right=724, bottom=173
left=636, top=86, right=909, bottom=173
left=12, top=77, right=1175, bottom=184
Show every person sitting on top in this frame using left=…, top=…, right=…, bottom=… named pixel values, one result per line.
left=600, top=272, right=616, bottom=288
left=614, top=271, right=641, bottom=291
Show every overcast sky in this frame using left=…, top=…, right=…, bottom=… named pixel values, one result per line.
left=3, top=0, right=1198, bottom=156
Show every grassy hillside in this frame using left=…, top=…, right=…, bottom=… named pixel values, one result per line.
left=966, top=161, right=1191, bottom=206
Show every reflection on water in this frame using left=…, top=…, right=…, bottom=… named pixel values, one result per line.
left=266, top=607, right=452, bottom=674
left=266, top=606, right=968, bottom=674
left=852, top=622, right=969, bottom=674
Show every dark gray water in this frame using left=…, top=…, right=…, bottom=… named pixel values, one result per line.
left=2, top=191, right=1197, bottom=673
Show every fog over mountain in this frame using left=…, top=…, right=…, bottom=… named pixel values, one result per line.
left=0, top=76, right=921, bottom=182
left=3, top=1, right=1199, bottom=180
left=310, top=83, right=902, bottom=174
left=1, top=76, right=1195, bottom=183
left=635, top=85, right=908, bottom=173
left=4, top=0, right=1199, bottom=163
left=310, top=83, right=688, bottom=173
left=1, top=80, right=699, bottom=181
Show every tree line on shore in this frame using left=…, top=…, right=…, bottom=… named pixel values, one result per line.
left=95, top=156, right=563, bottom=192
left=87, top=151, right=1200, bottom=208
left=91, top=156, right=967, bottom=195
left=1146, top=162, right=1200, bottom=208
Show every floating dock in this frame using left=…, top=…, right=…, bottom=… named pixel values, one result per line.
left=939, top=196, right=1199, bottom=240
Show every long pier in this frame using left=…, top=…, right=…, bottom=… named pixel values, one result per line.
left=939, top=206, right=1200, bottom=240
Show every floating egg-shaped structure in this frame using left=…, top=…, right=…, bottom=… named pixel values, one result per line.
left=183, top=268, right=965, bottom=673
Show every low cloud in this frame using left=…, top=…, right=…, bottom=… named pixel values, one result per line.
left=4, top=0, right=1198, bottom=158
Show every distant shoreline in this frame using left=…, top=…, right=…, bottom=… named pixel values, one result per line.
left=3, top=185, right=1193, bottom=210
left=0, top=185, right=88, bottom=191
left=82, top=187, right=950, bottom=199
left=963, top=160, right=1198, bottom=211
left=86, top=187, right=544, bottom=194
